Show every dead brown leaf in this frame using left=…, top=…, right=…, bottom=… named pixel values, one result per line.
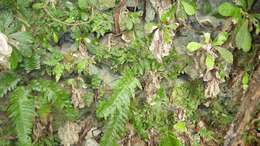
left=149, top=29, right=172, bottom=62
left=144, top=71, right=160, bottom=103
left=72, top=88, right=85, bottom=109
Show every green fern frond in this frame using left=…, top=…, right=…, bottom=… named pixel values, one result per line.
left=29, top=79, right=77, bottom=120
left=8, top=87, right=34, bottom=146
left=97, top=71, right=140, bottom=146
left=30, top=79, right=72, bottom=110
left=100, top=108, right=129, bottom=146
left=97, top=71, right=141, bottom=118
left=23, top=54, right=40, bottom=72
left=0, top=71, right=20, bottom=98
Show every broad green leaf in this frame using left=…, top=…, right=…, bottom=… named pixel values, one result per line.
left=174, top=121, right=187, bottom=133
left=78, top=0, right=87, bottom=9
left=187, top=42, right=202, bottom=52
left=32, top=3, right=45, bottom=9
left=235, top=21, right=252, bottom=52
left=181, top=0, right=197, bottom=16
left=216, top=47, right=233, bottom=64
left=218, top=2, right=239, bottom=17
left=144, top=23, right=157, bottom=34
left=159, top=133, right=182, bottom=146
left=205, top=54, right=215, bottom=70
left=213, top=32, right=229, bottom=46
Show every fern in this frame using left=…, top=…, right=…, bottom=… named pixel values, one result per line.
left=97, top=71, right=140, bottom=146
left=0, top=71, right=20, bottom=98
left=100, top=108, right=129, bottom=146
left=8, top=87, right=34, bottom=146
left=29, top=79, right=76, bottom=119
left=23, top=54, right=40, bottom=72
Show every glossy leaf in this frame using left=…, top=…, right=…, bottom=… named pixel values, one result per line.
left=187, top=42, right=202, bottom=52
left=216, top=47, right=233, bottom=64
left=235, top=21, right=252, bottom=52
left=181, top=0, right=197, bottom=16
left=218, top=2, right=239, bottom=17
left=205, top=54, right=215, bottom=70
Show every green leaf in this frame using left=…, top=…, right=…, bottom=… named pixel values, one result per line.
left=205, top=54, right=215, bottom=70
left=242, top=72, right=249, bottom=84
left=9, top=48, right=22, bottom=70
left=181, top=0, right=197, bottom=15
left=97, top=71, right=140, bottom=118
left=204, top=32, right=211, bottom=44
left=8, top=87, right=34, bottom=146
left=218, top=2, right=239, bottom=17
left=97, top=71, right=140, bottom=146
left=9, top=32, right=33, bottom=43
left=78, top=0, right=88, bottom=9
left=32, top=3, right=45, bottom=9
left=9, top=32, right=33, bottom=57
left=242, top=72, right=249, bottom=90
left=53, top=63, right=64, bottom=82
left=0, top=71, right=20, bottom=98
left=100, top=109, right=129, bottom=146
left=198, top=128, right=214, bottom=140
left=186, top=42, right=202, bottom=52
left=159, top=133, right=182, bottom=146
left=144, top=23, right=157, bottom=34
left=213, top=32, right=229, bottom=46
left=174, top=121, right=187, bottom=133
left=235, top=20, right=252, bottom=52
left=23, top=54, right=41, bottom=72
left=216, top=47, right=233, bottom=64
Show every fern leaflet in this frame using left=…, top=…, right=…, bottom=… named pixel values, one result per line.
left=100, top=108, right=129, bottom=146
left=8, top=87, right=34, bottom=146
left=97, top=71, right=141, bottom=118
left=97, top=71, right=140, bottom=146
left=0, top=71, right=20, bottom=98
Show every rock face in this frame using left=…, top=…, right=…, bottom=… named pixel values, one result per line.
left=0, top=32, right=12, bottom=68
left=0, top=33, right=12, bottom=57
left=58, top=122, right=81, bottom=146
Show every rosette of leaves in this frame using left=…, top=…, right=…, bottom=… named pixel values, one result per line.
left=218, top=0, right=260, bottom=52
left=186, top=32, right=233, bottom=97
left=187, top=32, right=233, bottom=70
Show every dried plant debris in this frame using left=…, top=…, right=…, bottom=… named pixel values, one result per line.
left=149, top=29, right=173, bottom=62
left=58, top=122, right=81, bottom=146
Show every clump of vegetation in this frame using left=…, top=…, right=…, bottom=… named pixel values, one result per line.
left=0, top=0, right=259, bottom=146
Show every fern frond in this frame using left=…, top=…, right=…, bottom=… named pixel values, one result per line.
left=8, top=87, right=34, bottom=146
left=30, top=79, right=71, bottom=110
left=97, top=71, right=141, bottom=118
left=100, top=108, right=129, bottom=146
left=23, top=54, right=40, bottom=72
left=97, top=71, right=140, bottom=146
left=0, top=71, right=20, bottom=98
